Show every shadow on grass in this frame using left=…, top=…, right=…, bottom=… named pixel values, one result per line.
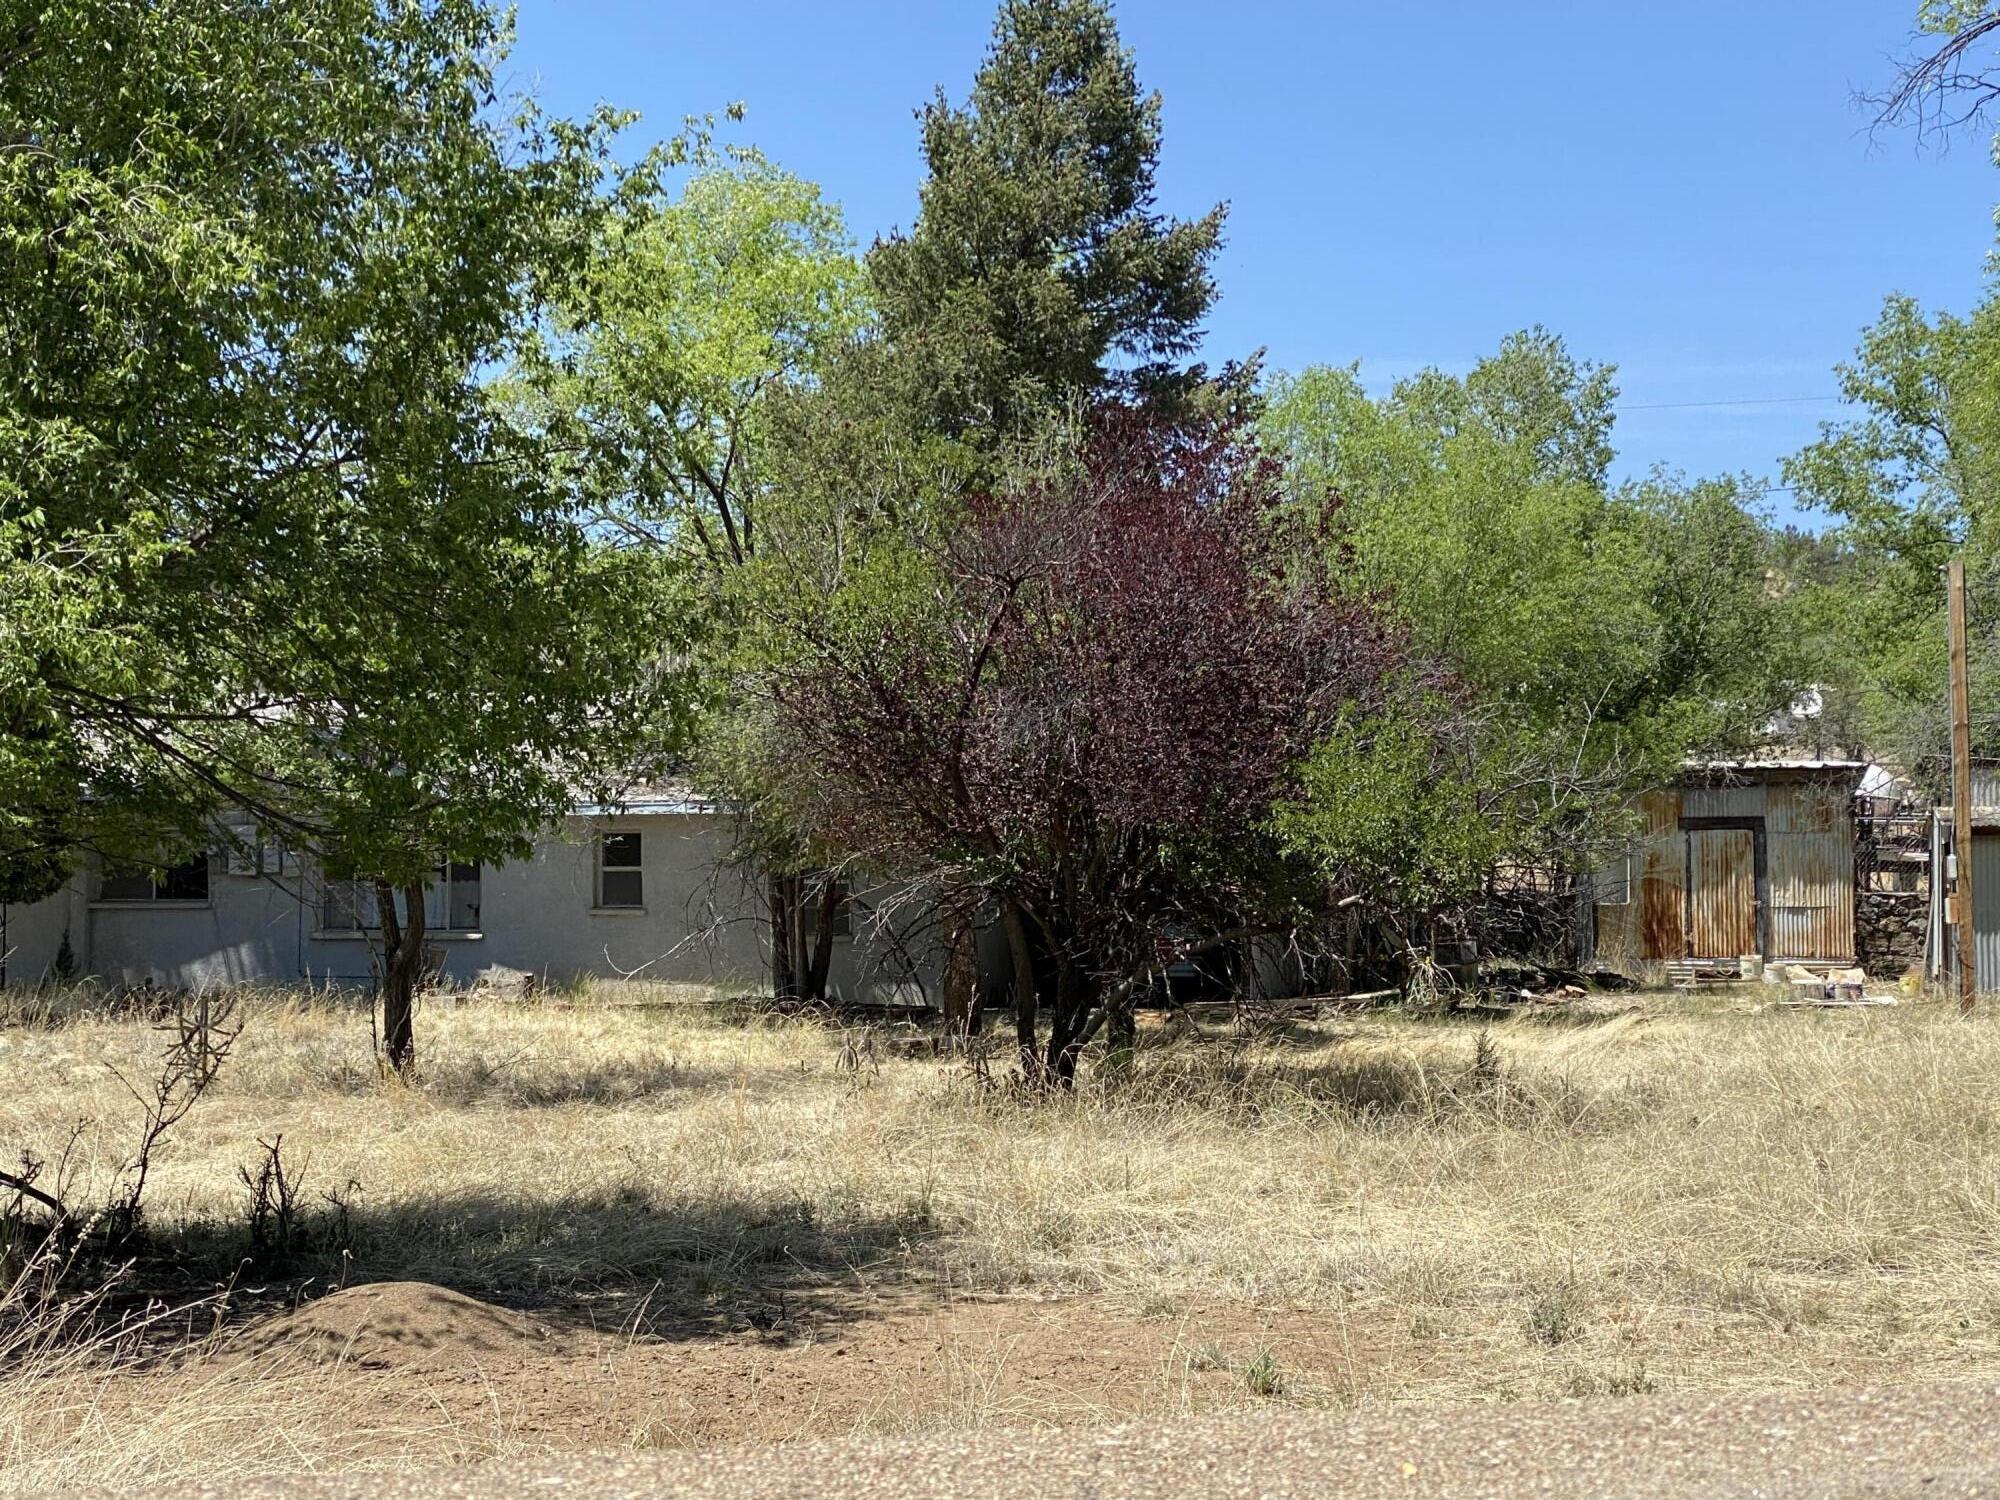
left=1110, top=1030, right=1662, bottom=1132
left=285, top=1051, right=752, bottom=1108
left=130, top=1183, right=940, bottom=1349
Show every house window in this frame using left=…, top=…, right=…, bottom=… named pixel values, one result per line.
left=321, top=857, right=481, bottom=932
left=98, top=852, right=211, bottom=904
left=596, top=832, right=643, bottom=909
left=223, top=829, right=293, bottom=877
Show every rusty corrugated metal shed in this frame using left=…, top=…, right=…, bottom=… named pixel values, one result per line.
left=1590, top=764, right=1860, bottom=968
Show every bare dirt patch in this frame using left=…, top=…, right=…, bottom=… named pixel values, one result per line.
left=192, top=1280, right=1410, bottom=1451
left=237, top=1283, right=558, bottom=1373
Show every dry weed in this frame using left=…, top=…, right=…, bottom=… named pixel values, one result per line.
left=2, top=986, right=1998, bottom=1483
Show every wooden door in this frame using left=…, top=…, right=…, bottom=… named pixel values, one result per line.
left=1688, top=827, right=1757, bottom=958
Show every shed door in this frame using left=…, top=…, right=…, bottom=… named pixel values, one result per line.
left=1688, top=827, right=1757, bottom=958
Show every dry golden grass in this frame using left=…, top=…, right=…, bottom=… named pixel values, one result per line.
left=4, top=984, right=2000, bottom=1486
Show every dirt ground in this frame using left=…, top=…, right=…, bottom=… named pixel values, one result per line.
left=174, top=1279, right=1416, bottom=1450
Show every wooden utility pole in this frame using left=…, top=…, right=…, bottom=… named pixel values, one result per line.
left=1950, top=558, right=1977, bottom=1013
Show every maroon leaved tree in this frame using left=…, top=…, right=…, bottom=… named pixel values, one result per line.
left=762, top=404, right=1413, bottom=1084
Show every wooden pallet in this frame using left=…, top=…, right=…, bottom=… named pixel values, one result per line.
left=1664, top=958, right=1759, bottom=989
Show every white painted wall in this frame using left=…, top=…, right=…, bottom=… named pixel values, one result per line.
left=474, top=815, right=771, bottom=989
left=0, top=814, right=816, bottom=995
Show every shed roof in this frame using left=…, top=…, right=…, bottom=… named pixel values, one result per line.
left=1686, top=757, right=1869, bottom=772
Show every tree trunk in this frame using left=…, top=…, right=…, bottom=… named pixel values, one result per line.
left=1001, top=897, right=1040, bottom=1084
left=802, top=875, right=839, bottom=1002
left=940, top=888, right=977, bottom=1048
left=375, top=878, right=426, bottom=1074
left=1046, top=955, right=1096, bottom=1087
left=769, top=873, right=797, bottom=1000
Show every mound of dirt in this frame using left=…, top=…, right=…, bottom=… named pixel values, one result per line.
left=238, top=1281, right=555, bottom=1372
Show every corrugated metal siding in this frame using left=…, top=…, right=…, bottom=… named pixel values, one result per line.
left=1689, top=827, right=1756, bottom=956
left=1636, top=790, right=1684, bottom=960
left=1972, top=831, right=2000, bottom=993
left=1764, top=781, right=1854, bottom=960
left=1680, top=785, right=1764, bottom=820
left=1931, top=812, right=1947, bottom=980
left=1591, top=773, right=1860, bottom=967
left=1594, top=790, right=1678, bottom=966
left=1973, top=767, right=2000, bottom=809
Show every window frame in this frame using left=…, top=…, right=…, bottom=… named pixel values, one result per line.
left=595, top=831, right=644, bottom=911
left=318, top=855, right=482, bottom=934
left=95, top=852, right=212, bottom=906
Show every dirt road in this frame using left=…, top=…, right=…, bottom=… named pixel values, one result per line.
left=84, top=1381, right=2000, bottom=1499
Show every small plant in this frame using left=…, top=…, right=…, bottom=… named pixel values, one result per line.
left=1525, top=1283, right=1588, bottom=1347
left=1186, top=1339, right=1228, bottom=1372
left=321, top=1177, right=361, bottom=1275
left=104, top=992, right=242, bottom=1241
left=1242, top=1345, right=1287, bottom=1397
left=1469, top=1028, right=1501, bottom=1090
left=239, top=1135, right=309, bottom=1266
left=1565, top=1361, right=1657, bottom=1397
left=2, top=994, right=240, bottom=1268
left=835, top=1026, right=880, bottom=1082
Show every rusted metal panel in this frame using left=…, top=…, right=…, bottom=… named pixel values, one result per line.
left=1688, top=827, right=1757, bottom=957
left=1636, top=790, right=1685, bottom=959
left=1974, top=766, right=2000, bottom=810
left=1765, top=780, right=1847, bottom=834
left=1594, top=770, right=1861, bottom=967
left=1768, top=829, right=1854, bottom=959
left=1593, top=790, right=1681, bottom=964
left=1763, top=781, right=1856, bottom=959
left=1680, top=785, right=1764, bottom=821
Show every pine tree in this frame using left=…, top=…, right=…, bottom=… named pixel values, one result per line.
left=868, top=0, right=1225, bottom=439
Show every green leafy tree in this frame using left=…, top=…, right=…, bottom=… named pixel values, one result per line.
left=1, top=1, right=684, bottom=1063
left=537, top=149, right=869, bottom=572
left=683, top=0, right=1229, bottom=1020
left=1784, top=292, right=2000, bottom=781
left=533, top=147, right=875, bottom=1002
left=1266, top=332, right=1797, bottom=899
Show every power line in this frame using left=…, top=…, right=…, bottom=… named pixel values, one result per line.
left=1615, top=395, right=1842, bottom=413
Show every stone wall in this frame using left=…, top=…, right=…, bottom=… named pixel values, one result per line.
left=1856, top=889, right=1927, bottom=979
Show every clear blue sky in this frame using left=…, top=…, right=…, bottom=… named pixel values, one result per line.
left=508, top=1, right=1999, bottom=519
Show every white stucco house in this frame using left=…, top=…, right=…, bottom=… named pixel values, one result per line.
left=0, top=785, right=941, bottom=1003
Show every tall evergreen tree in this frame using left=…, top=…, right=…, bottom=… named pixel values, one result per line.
left=867, top=0, right=1226, bottom=439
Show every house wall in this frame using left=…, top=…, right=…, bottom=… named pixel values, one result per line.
left=0, top=814, right=932, bottom=997
left=781, top=882, right=944, bottom=1008
left=474, top=815, right=770, bottom=990
left=91, top=869, right=316, bottom=987
left=0, top=884, right=74, bottom=986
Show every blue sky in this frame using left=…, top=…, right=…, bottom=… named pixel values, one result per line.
left=508, top=2, right=1999, bottom=519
